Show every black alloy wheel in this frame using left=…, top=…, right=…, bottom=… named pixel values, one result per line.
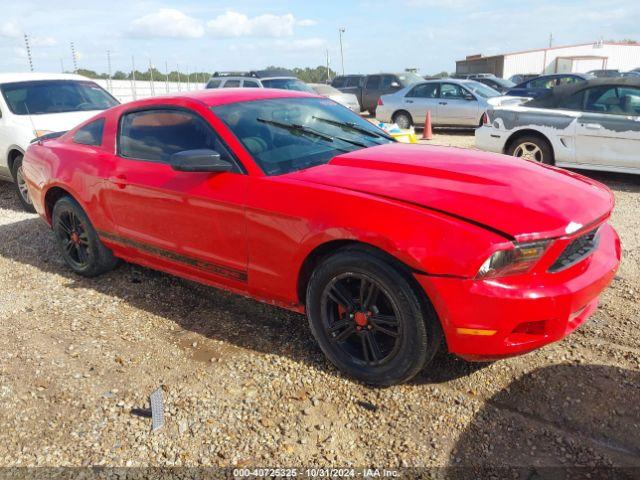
left=52, top=196, right=119, bottom=277
left=306, top=249, right=442, bottom=386
left=321, top=273, right=402, bottom=366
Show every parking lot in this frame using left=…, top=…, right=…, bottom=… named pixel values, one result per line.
left=0, top=129, right=638, bottom=471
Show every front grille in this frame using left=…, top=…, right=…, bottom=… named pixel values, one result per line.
left=549, top=228, right=600, bottom=272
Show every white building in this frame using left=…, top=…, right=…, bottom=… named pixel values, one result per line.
left=456, top=41, right=640, bottom=79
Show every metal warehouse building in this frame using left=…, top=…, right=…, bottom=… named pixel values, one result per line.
left=456, top=41, right=640, bottom=78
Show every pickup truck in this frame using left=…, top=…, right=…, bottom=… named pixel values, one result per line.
left=333, top=72, right=423, bottom=115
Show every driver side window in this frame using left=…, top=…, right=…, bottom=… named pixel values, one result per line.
left=440, top=83, right=465, bottom=99
left=118, top=108, right=234, bottom=164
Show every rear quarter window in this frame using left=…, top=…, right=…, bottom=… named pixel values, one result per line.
left=73, top=118, right=105, bottom=146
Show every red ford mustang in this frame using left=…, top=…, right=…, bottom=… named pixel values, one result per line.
left=23, top=88, right=621, bottom=385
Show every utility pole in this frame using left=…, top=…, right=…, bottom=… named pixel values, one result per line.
left=549, top=33, right=553, bottom=48
left=165, top=61, right=169, bottom=93
left=106, top=50, right=112, bottom=92
left=176, top=64, right=181, bottom=91
left=326, top=49, right=331, bottom=83
left=131, top=55, right=137, bottom=100
left=24, top=34, right=34, bottom=72
left=70, top=42, right=78, bottom=73
left=149, top=59, right=155, bottom=96
left=338, top=27, right=346, bottom=76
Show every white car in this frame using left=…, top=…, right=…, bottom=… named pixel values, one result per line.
left=0, top=73, right=119, bottom=210
left=476, top=78, right=640, bottom=174
left=307, top=83, right=360, bottom=111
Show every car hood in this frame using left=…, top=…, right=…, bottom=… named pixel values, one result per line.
left=486, top=95, right=530, bottom=107
left=286, top=143, right=613, bottom=241
left=11, top=110, right=103, bottom=133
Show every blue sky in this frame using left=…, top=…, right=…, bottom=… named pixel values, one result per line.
left=1, top=0, right=638, bottom=75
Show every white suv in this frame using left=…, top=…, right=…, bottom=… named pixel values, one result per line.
left=0, top=73, right=118, bottom=211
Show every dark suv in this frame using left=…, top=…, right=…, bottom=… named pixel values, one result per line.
left=332, top=72, right=423, bottom=114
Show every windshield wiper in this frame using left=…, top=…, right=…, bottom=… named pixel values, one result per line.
left=257, top=118, right=334, bottom=141
left=312, top=116, right=393, bottom=140
left=257, top=117, right=368, bottom=148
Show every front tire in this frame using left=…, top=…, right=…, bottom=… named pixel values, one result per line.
left=10, top=155, right=36, bottom=213
left=306, top=249, right=441, bottom=386
left=52, top=196, right=119, bottom=277
left=507, top=135, right=554, bottom=165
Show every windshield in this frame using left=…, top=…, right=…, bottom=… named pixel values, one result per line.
left=213, top=97, right=393, bottom=176
left=397, top=72, right=424, bottom=86
left=0, top=80, right=119, bottom=115
left=489, top=78, right=515, bottom=89
left=465, top=81, right=501, bottom=98
left=261, top=78, right=315, bottom=93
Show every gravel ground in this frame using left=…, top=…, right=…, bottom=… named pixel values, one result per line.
left=0, top=132, right=638, bottom=472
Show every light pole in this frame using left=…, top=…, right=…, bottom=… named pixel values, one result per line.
left=338, top=27, right=345, bottom=76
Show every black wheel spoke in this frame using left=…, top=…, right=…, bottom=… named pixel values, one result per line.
left=59, top=217, right=73, bottom=234
left=371, top=323, right=399, bottom=338
left=78, top=233, right=90, bottom=246
left=369, top=314, right=398, bottom=326
left=329, top=283, right=356, bottom=312
left=77, top=245, right=88, bottom=264
left=63, top=240, right=75, bottom=254
left=365, top=332, right=382, bottom=362
left=334, top=325, right=356, bottom=342
left=329, top=318, right=351, bottom=334
left=360, top=335, right=371, bottom=364
left=359, top=279, right=379, bottom=311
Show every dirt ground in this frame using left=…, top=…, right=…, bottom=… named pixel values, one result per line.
left=0, top=131, right=639, bottom=474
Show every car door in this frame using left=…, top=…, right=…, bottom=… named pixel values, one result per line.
left=0, top=100, right=12, bottom=177
left=574, top=85, right=640, bottom=170
left=437, top=83, right=479, bottom=126
left=102, top=106, right=250, bottom=287
left=363, top=75, right=381, bottom=113
left=403, top=83, right=440, bottom=123
left=380, top=75, right=402, bottom=97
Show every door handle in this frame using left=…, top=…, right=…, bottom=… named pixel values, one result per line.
left=584, top=123, right=602, bottom=130
left=107, top=175, right=128, bottom=189
left=405, top=100, right=414, bottom=104
left=439, top=101, right=447, bottom=105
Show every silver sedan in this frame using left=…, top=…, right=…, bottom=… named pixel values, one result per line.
left=376, top=79, right=523, bottom=129
left=308, top=83, right=360, bottom=111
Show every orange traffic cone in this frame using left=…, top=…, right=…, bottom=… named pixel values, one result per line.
left=422, top=111, right=433, bottom=140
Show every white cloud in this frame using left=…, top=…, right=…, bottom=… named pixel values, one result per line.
left=1, top=21, right=21, bottom=38
left=207, top=11, right=298, bottom=37
left=130, top=8, right=204, bottom=38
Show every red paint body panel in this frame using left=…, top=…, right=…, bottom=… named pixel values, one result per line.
left=23, top=89, right=621, bottom=360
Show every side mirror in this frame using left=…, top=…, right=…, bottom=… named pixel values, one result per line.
left=170, top=149, right=233, bottom=173
left=390, top=82, right=401, bottom=88
left=464, top=93, right=476, bottom=101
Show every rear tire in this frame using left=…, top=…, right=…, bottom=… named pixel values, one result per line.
left=368, top=106, right=377, bottom=117
left=306, top=249, right=441, bottom=386
left=52, top=196, right=119, bottom=277
left=393, top=111, right=413, bottom=130
left=10, top=155, right=36, bottom=213
left=507, top=135, right=554, bottom=165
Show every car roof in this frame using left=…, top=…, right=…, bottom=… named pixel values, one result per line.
left=114, top=88, right=319, bottom=110
left=526, top=77, right=640, bottom=108
left=0, top=72, right=93, bottom=84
